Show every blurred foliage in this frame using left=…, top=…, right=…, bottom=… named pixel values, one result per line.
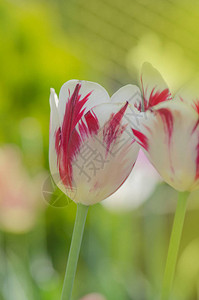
left=1, top=0, right=199, bottom=299
left=0, top=0, right=86, bottom=165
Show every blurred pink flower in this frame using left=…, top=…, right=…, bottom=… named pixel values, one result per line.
left=0, top=145, right=45, bottom=233
left=79, top=293, right=106, bottom=300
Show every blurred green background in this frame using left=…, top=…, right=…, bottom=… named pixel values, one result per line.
left=1, top=0, right=199, bottom=299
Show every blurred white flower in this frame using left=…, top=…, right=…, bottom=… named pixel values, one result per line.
left=103, top=150, right=161, bottom=211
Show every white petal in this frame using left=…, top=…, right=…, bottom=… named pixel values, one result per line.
left=174, top=78, right=199, bottom=114
left=49, top=88, right=59, bottom=134
left=58, top=80, right=110, bottom=124
left=49, top=89, right=67, bottom=195
left=111, top=84, right=142, bottom=111
left=131, top=100, right=199, bottom=191
left=103, top=150, right=161, bottom=211
left=141, top=62, right=172, bottom=110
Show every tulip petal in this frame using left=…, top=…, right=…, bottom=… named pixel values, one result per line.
left=54, top=81, right=107, bottom=190
left=111, top=84, right=142, bottom=111
left=56, top=102, right=139, bottom=205
left=49, top=88, right=59, bottom=134
left=131, top=100, right=199, bottom=191
left=58, top=80, right=110, bottom=125
left=174, top=78, right=199, bottom=115
left=55, top=81, right=110, bottom=192
left=49, top=89, right=67, bottom=194
left=49, top=89, right=60, bottom=176
left=141, top=62, right=172, bottom=111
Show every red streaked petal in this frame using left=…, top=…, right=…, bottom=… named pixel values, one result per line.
left=61, top=83, right=90, bottom=150
left=58, top=80, right=110, bottom=124
left=141, top=62, right=172, bottom=111
left=103, top=102, right=128, bottom=154
left=84, top=110, right=100, bottom=135
left=71, top=102, right=139, bottom=205
left=131, top=100, right=199, bottom=191
left=147, top=87, right=171, bottom=109
left=55, top=83, right=101, bottom=189
left=132, top=129, right=148, bottom=151
left=193, top=100, right=199, bottom=114
left=57, top=102, right=139, bottom=205
left=157, top=108, right=173, bottom=143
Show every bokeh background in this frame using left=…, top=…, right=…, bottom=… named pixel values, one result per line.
left=1, top=0, right=199, bottom=299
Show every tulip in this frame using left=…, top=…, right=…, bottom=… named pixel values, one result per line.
left=49, top=80, right=140, bottom=300
left=49, top=81, right=139, bottom=206
left=128, top=62, right=199, bottom=300
left=129, top=62, right=199, bottom=192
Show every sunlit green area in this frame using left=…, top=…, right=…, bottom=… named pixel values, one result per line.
left=1, top=0, right=199, bottom=299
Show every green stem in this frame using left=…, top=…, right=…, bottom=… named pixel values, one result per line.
left=61, top=203, right=89, bottom=300
left=161, top=191, right=190, bottom=300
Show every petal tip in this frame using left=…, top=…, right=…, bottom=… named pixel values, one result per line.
left=50, top=88, right=58, bottom=108
left=141, top=62, right=156, bottom=75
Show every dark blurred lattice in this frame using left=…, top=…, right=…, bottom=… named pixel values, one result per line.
left=48, top=0, right=199, bottom=89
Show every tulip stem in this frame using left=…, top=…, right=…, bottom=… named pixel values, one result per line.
left=161, top=191, right=190, bottom=300
left=61, top=203, right=89, bottom=300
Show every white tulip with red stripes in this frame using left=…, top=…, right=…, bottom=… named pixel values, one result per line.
left=49, top=80, right=140, bottom=205
left=129, top=62, right=199, bottom=192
